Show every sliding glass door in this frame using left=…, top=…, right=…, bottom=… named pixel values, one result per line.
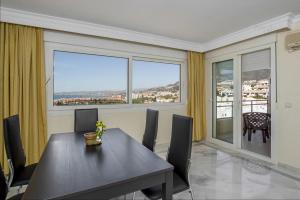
left=212, top=59, right=234, bottom=144
left=241, top=49, right=271, bottom=157
left=209, top=45, right=275, bottom=159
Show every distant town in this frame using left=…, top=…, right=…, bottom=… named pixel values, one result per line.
left=216, top=79, right=270, bottom=118
left=54, top=81, right=180, bottom=106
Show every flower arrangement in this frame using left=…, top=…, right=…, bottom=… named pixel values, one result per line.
left=96, top=121, right=106, bottom=140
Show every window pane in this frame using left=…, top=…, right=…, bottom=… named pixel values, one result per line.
left=53, top=51, right=128, bottom=106
left=132, top=60, right=180, bottom=104
left=242, top=49, right=271, bottom=114
left=212, top=59, right=234, bottom=144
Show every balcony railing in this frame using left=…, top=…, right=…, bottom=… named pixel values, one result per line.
left=216, top=100, right=268, bottom=119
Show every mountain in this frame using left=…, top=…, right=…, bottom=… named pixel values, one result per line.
left=54, top=90, right=126, bottom=100
left=133, top=81, right=180, bottom=92
left=54, top=81, right=179, bottom=99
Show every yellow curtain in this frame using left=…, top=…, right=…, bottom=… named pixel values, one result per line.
left=187, top=51, right=206, bottom=141
left=0, top=22, right=47, bottom=173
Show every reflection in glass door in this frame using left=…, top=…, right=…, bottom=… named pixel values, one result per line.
left=241, top=49, right=271, bottom=157
left=212, top=60, right=234, bottom=144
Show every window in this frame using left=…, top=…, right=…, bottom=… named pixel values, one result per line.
left=241, top=49, right=271, bottom=114
left=132, top=60, right=180, bottom=104
left=212, top=59, right=234, bottom=119
left=50, top=48, right=184, bottom=108
left=53, top=51, right=128, bottom=106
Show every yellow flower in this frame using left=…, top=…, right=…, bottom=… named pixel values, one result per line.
left=96, top=121, right=106, bottom=129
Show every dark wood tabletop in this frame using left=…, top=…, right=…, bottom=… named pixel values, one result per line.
left=22, top=128, right=173, bottom=200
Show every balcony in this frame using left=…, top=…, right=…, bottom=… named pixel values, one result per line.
left=216, top=100, right=269, bottom=119
left=214, top=100, right=269, bottom=144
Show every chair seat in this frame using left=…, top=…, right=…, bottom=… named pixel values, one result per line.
left=11, top=163, right=37, bottom=187
left=8, top=193, right=23, bottom=200
left=141, top=172, right=189, bottom=200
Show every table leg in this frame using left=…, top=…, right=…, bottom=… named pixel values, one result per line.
left=162, top=171, right=173, bottom=200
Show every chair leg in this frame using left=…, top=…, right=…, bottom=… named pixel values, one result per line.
left=262, top=130, right=266, bottom=143
left=189, top=188, right=195, bottom=200
left=132, top=192, right=136, bottom=200
left=266, top=130, right=270, bottom=138
left=243, top=128, right=247, bottom=136
left=248, top=129, right=252, bottom=141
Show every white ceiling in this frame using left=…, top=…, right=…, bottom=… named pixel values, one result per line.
left=2, top=0, right=300, bottom=44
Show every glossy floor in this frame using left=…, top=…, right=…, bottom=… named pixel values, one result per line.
left=129, top=144, right=300, bottom=200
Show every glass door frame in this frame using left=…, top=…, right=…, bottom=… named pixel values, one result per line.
left=236, top=43, right=277, bottom=163
left=207, top=54, right=240, bottom=149
left=207, top=43, right=278, bottom=163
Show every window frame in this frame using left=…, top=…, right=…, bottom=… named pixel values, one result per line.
left=132, top=57, right=182, bottom=104
left=45, top=42, right=186, bottom=111
left=53, top=50, right=130, bottom=106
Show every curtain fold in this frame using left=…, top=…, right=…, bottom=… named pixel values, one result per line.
left=187, top=51, right=207, bottom=141
left=0, top=22, right=47, bottom=173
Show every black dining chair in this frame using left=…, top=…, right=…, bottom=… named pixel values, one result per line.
left=130, top=109, right=159, bottom=199
left=3, top=115, right=37, bottom=190
left=1, top=164, right=24, bottom=200
left=142, top=109, right=159, bottom=152
left=74, top=108, right=98, bottom=133
left=140, top=114, right=194, bottom=200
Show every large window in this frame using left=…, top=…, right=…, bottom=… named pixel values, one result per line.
left=53, top=51, right=128, bottom=106
left=132, top=60, right=181, bottom=104
left=52, top=51, right=182, bottom=107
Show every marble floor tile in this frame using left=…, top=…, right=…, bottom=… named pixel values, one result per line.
left=133, top=144, right=300, bottom=199
left=186, top=144, right=300, bottom=199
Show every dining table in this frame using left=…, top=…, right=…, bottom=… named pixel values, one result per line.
left=22, top=128, right=174, bottom=200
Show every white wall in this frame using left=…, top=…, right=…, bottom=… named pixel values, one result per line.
left=205, top=22, right=300, bottom=169
left=45, top=31, right=188, bottom=145
left=47, top=107, right=186, bottom=145
left=276, top=22, right=300, bottom=169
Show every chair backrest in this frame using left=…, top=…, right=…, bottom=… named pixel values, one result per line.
left=167, top=114, right=193, bottom=186
left=243, top=113, right=250, bottom=129
left=0, top=164, right=8, bottom=200
left=3, top=115, right=26, bottom=171
left=142, top=109, right=159, bottom=151
left=74, top=108, right=98, bottom=133
left=246, top=112, right=269, bottom=129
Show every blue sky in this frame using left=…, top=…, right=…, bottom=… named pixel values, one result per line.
left=132, top=60, right=180, bottom=90
left=54, top=51, right=180, bottom=92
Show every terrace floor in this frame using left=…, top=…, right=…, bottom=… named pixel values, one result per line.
left=215, top=129, right=271, bottom=157
left=242, top=130, right=271, bottom=157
